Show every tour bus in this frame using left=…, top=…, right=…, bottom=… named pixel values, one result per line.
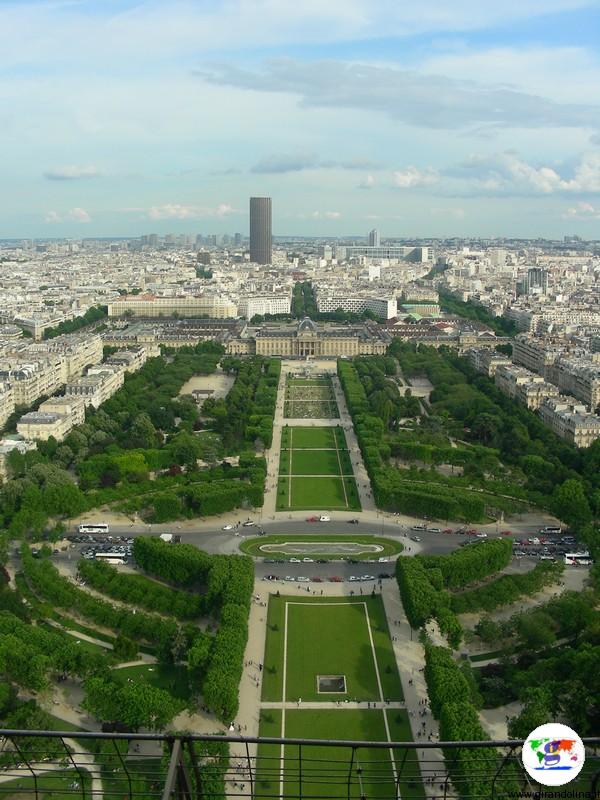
left=564, top=552, right=592, bottom=566
left=539, top=526, right=561, bottom=535
left=78, top=523, right=110, bottom=535
left=94, top=552, right=127, bottom=565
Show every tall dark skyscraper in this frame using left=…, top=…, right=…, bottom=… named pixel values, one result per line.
left=249, top=196, right=272, bottom=264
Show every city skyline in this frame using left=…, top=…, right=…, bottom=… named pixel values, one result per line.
left=1, top=0, right=600, bottom=238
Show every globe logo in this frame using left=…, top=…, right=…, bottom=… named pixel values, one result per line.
left=522, top=723, right=585, bottom=787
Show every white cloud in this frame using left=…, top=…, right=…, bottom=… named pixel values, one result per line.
left=358, top=174, right=376, bottom=189
left=67, top=207, right=91, bottom=223
left=311, top=210, right=342, bottom=219
left=44, top=164, right=101, bottom=181
left=0, top=1, right=592, bottom=70
left=563, top=201, right=600, bottom=219
left=201, top=58, right=600, bottom=132
left=393, top=166, right=439, bottom=188
left=44, top=207, right=91, bottom=223
left=431, top=206, right=466, bottom=218
left=451, top=151, right=600, bottom=194
left=146, top=203, right=236, bottom=220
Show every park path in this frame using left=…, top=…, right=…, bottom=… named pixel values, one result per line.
left=381, top=580, right=450, bottom=797
left=331, top=375, right=376, bottom=511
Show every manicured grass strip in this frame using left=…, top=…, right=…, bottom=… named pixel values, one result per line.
left=241, top=534, right=403, bottom=559
left=262, top=595, right=402, bottom=703
left=285, top=426, right=338, bottom=449
left=256, top=709, right=283, bottom=798
left=285, top=601, right=380, bottom=701
left=262, top=597, right=286, bottom=701
left=284, top=710, right=396, bottom=799
left=291, top=448, right=342, bottom=475
left=287, top=476, right=351, bottom=510
left=386, top=710, right=426, bottom=799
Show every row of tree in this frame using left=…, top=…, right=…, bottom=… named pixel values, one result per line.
left=133, top=538, right=254, bottom=721
left=0, top=609, right=107, bottom=690
left=42, top=304, right=108, bottom=339
left=21, top=546, right=180, bottom=648
left=425, top=644, right=517, bottom=797
left=77, top=558, right=206, bottom=619
left=451, top=560, right=563, bottom=614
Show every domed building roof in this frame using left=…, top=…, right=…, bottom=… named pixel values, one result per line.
left=297, top=317, right=318, bottom=333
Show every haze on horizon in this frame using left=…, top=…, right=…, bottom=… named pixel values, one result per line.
left=2, top=0, right=600, bottom=239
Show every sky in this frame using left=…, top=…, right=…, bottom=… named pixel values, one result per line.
left=2, top=0, right=600, bottom=239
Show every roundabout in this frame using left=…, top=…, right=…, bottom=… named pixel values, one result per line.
left=240, top=534, right=403, bottom=559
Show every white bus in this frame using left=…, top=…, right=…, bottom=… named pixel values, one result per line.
left=78, top=523, right=110, bottom=535
left=564, top=552, right=591, bottom=566
left=95, top=552, right=127, bottom=564
left=539, top=526, right=561, bottom=535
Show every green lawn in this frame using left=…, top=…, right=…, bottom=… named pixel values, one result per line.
left=283, top=710, right=396, bottom=799
left=255, top=709, right=283, bottom=798
left=262, top=595, right=402, bottom=703
left=386, top=710, right=426, bottom=799
left=291, top=448, right=342, bottom=475
left=241, top=534, right=403, bottom=559
left=111, top=663, right=192, bottom=702
left=285, top=426, right=338, bottom=449
left=278, top=476, right=360, bottom=510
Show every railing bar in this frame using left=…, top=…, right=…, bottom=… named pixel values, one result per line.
left=162, top=738, right=181, bottom=800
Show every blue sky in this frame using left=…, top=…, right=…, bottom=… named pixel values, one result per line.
left=1, top=0, right=600, bottom=238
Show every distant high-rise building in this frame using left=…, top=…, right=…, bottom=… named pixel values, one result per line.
left=234, top=232, right=242, bottom=246
left=368, top=228, right=380, bottom=247
left=249, top=197, right=272, bottom=264
left=148, top=234, right=159, bottom=247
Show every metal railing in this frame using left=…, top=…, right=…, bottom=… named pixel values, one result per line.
left=0, top=730, right=598, bottom=799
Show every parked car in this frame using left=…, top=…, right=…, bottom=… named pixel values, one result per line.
left=443, top=529, right=453, bottom=534
left=501, top=530, right=512, bottom=536
left=312, top=577, right=323, bottom=583
left=319, top=515, right=331, bottom=522
left=303, top=557, right=314, bottom=563
left=222, top=524, right=234, bottom=531
left=306, top=516, right=319, bottom=522
left=378, top=572, right=392, bottom=579
left=349, top=576, right=359, bottom=581
left=410, top=536, right=421, bottom=542
left=411, top=525, right=426, bottom=531
left=476, top=533, right=488, bottom=538
left=427, top=527, right=441, bottom=533
left=284, top=576, right=295, bottom=581
left=264, top=574, right=279, bottom=581
left=289, top=558, right=301, bottom=563
left=360, top=575, right=375, bottom=581
left=316, top=559, right=328, bottom=564
left=347, top=519, right=359, bottom=524
left=242, top=520, right=256, bottom=527
left=330, top=576, right=342, bottom=582
left=297, top=576, right=310, bottom=582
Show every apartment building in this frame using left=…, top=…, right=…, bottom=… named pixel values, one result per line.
left=0, top=358, right=65, bottom=405
left=38, top=396, right=86, bottom=426
left=549, top=358, right=600, bottom=412
left=494, top=364, right=546, bottom=400
left=107, top=294, right=237, bottom=319
left=515, top=380, right=560, bottom=410
left=468, top=348, right=512, bottom=377
left=314, top=294, right=397, bottom=320
left=64, top=366, right=125, bottom=409
left=512, top=335, right=564, bottom=375
left=539, top=396, right=600, bottom=448
left=237, top=294, right=291, bottom=319
left=0, top=382, right=15, bottom=430
left=104, top=346, right=148, bottom=374
left=16, top=411, right=73, bottom=442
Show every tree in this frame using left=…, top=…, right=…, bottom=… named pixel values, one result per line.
left=83, top=676, right=180, bottom=730
left=551, top=479, right=592, bottom=532
left=517, top=612, right=556, bottom=651
left=129, top=413, right=158, bottom=449
left=508, top=687, right=553, bottom=738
